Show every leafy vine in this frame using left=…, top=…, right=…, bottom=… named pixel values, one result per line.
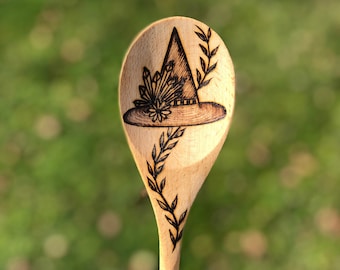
left=146, top=127, right=187, bottom=251
left=142, top=26, right=220, bottom=252
left=195, top=25, right=219, bottom=90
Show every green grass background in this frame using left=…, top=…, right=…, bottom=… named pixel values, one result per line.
left=0, top=0, right=339, bottom=269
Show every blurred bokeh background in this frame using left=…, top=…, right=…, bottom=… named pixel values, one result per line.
left=0, top=0, right=339, bottom=269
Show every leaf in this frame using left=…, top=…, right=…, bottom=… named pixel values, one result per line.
left=166, top=215, right=177, bottom=228
left=166, top=141, right=178, bottom=150
left=159, top=132, right=165, bottom=149
left=169, top=230, right=176, bottom=245
left=200, top=57, right=206, bottom=72
left=179, top=209, right=187, bottom=225
left=210, top=46, right=219, bottom=56
left=167, top=127, right=173, bottom=138
left=148, top=177, right=157, bottom=191
left=157, top=200, right=170, bottom=211
left=178, top=229, right=183, bottom=241
left=156, top=164, right=164, bottom=175
left=207, top=28, right=211, bottom=39
left=147, top=161, right=153, bottom=175
left=171, top=195, right=178, bottom=210
left=195, top=31, right=207, bottom=42
left=200, top=79, right=212, bottom=88
left=158, top=153, right=169, bottom=163
left=133, top=99, right=149, bottom=107
left=206, top=62, right=217, bottom=74
left=196, top=68, right=202, bottom=85
left=152, top=145, right=156, bottom=160
left=160, top=178, right=166, bottom=191
left=195, top=25, right=205, bottom=35
left=199, top=44, right=208, bottom=57
left=174, top=128, right=185, bottom=138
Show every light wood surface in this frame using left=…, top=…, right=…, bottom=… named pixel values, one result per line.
left=119, top=16, right=235, bottom=270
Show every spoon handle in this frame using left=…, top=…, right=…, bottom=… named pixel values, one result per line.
left=159, top=240, right=181, bottom=270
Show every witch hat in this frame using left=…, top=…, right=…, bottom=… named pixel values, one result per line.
left=123, top=27, right=226, bottom=127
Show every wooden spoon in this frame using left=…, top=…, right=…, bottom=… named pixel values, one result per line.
left=119, top=16, right=235, bottom=270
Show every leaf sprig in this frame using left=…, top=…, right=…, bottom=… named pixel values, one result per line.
left=195, top=25, right=219, bottom=90
left=146, top=127, right=187, bottom=251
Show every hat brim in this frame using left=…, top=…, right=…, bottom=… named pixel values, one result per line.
left=123, top=102, right=226, bottom=127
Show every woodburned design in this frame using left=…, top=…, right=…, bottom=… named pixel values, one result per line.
left=123, top=26, right=225, bottom=128
left=146, top=127, right=187, bottom=251
left=132, top=26, right=219, bottom=123
left=123, top=26, right=224, bottom=251
left=194, top=25, right=219, bottom=90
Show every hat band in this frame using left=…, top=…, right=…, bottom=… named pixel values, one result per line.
left=171, top=98, right=198, bottom=106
